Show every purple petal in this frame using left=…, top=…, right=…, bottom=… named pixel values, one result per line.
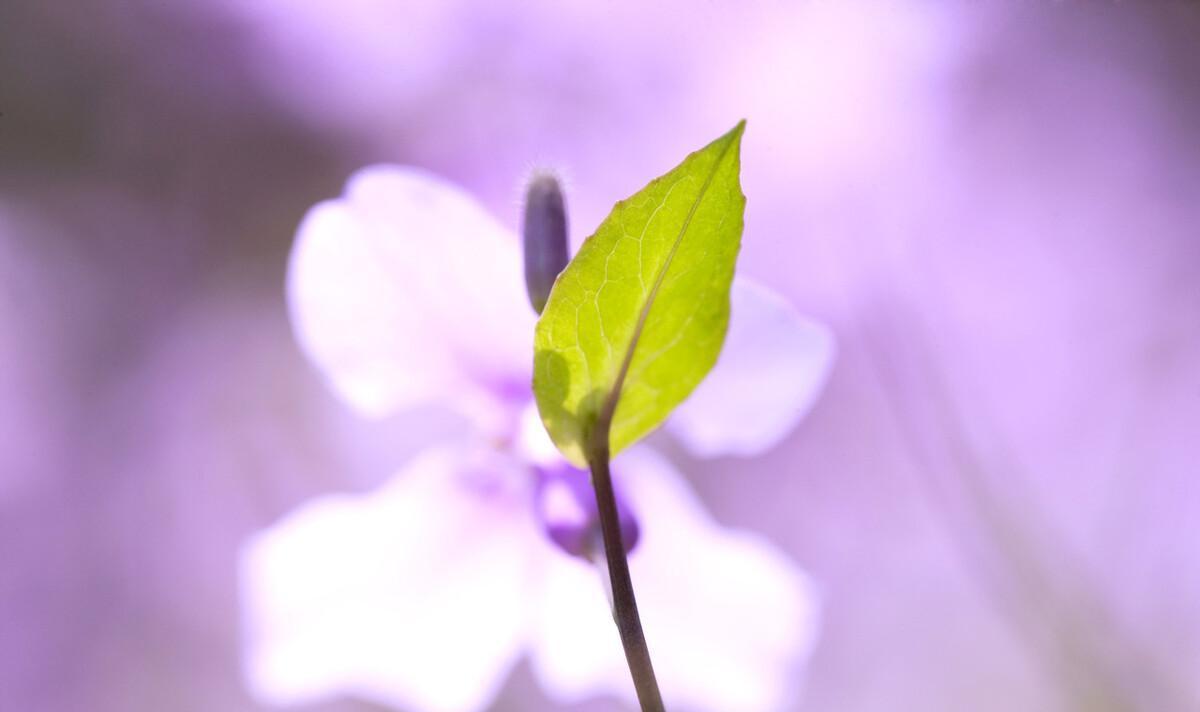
left=528, top=447, right=820, bottom=712
left=239, top=447, right=538, bottom=712
left=288, top=166, right=535, bottom=421
left=669, top=278, right=835, bottom=458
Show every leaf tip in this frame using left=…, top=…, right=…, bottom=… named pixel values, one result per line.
left=728, top=119, right=747, bottom=145
left=716, top=119, right=746, bottom=160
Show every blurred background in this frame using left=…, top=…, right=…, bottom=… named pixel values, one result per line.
left=2, top=1, right=1198, bottom=711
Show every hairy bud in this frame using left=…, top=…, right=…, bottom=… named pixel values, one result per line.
left=522, top=173, right=569, bottom=314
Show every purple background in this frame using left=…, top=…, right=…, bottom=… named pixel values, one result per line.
left=2, top=2, right=1198, bottom=711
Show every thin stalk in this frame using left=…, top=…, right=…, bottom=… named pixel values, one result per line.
left=587, top=431, right=665, bottom=712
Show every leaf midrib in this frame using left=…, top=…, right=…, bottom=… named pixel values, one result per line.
left=589, top=126, right=742, bottom=450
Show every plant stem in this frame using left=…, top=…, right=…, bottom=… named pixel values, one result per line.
left=587, top=435, right=665, bottom=712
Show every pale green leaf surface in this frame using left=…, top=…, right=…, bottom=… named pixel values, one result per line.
left=533, top=122, right=747, bottom=466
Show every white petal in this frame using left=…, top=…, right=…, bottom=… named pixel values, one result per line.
left=670, top=279, right=835, bottom=457
left=529, top=448, right=820, bottom=712
left=288, top=166, right=535, bottom=419
left=240, top=447, right=538, bottom=712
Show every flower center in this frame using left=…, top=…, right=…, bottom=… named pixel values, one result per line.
left=534, top=461, right=640, bottom=561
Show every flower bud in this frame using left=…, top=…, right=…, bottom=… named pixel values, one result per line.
left=522, top=173, right=569, bottom=314
left=535, top=462, right=640, bottom=561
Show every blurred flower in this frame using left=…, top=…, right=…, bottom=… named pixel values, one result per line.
left=239, top=167, right=835, bottom=712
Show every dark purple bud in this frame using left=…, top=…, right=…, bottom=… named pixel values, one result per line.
left=535, top=462, right=640, bottom=561
left=522, top=173, right=569, bottom=314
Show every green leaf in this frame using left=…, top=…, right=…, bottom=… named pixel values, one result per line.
left=533, top=121, right=747, bottom=467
